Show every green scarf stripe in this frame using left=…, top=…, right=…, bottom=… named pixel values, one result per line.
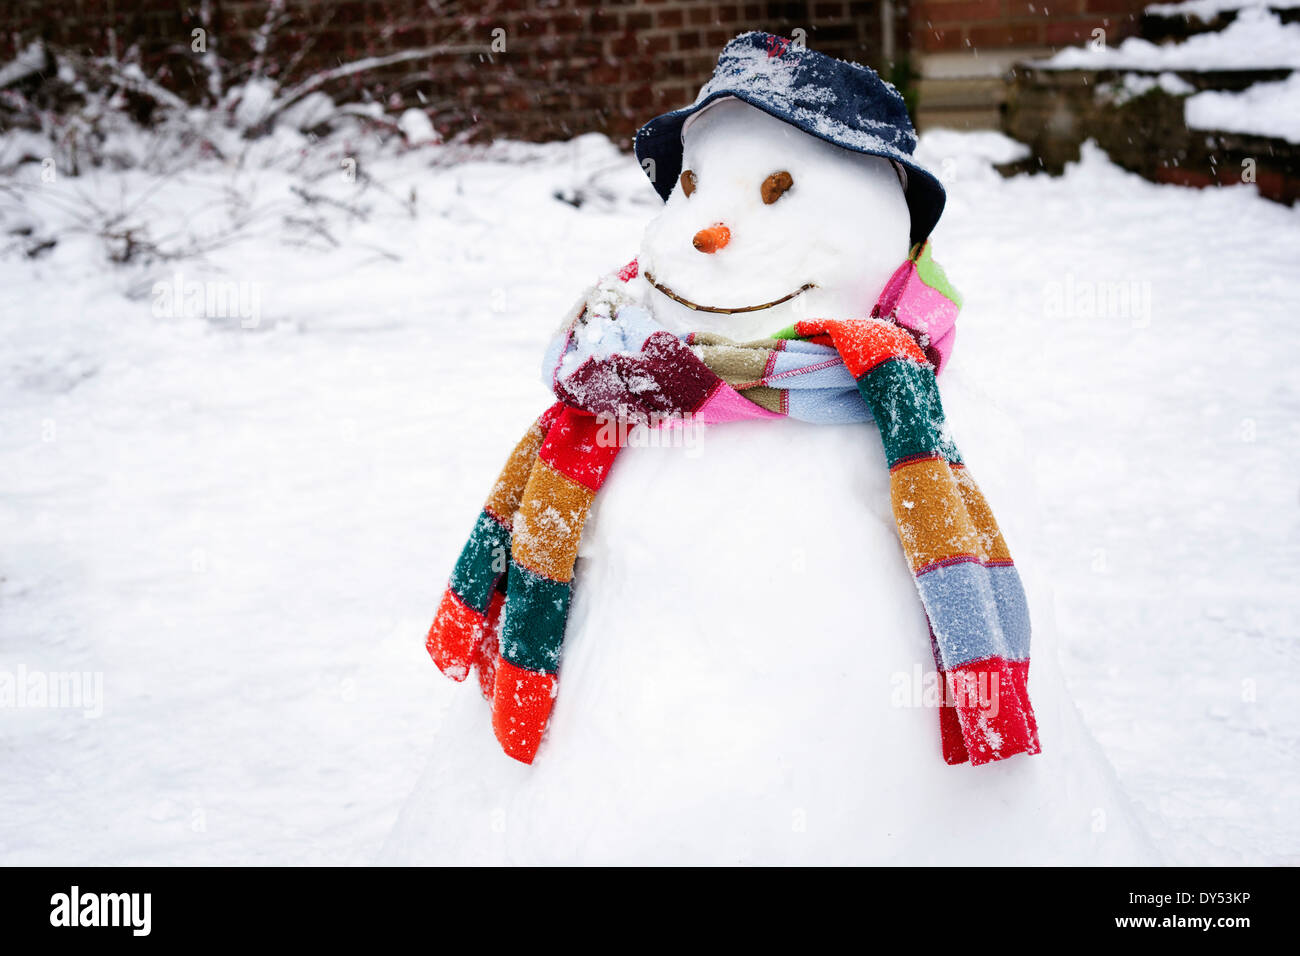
left=912, top=242, right=963, bottom=309
left=856, top=359, right=961, bottom=468
left=499, top=559, right=571, bottom=674
left=449, top=510, right=511, bottom=614
left=769, top=325, right=801, bottom=340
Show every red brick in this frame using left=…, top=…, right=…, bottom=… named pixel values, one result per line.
left=626, top=84, right=655, bottom=108
left=1084, top=0, right=1146, bottom=12
left=332, top=2, right=370, bottom=27
left=1155, top=167, right=1214, bottom=189
left=918, top=27, right=965, bottom=52
left=1001, top=0, right=1045, bottom=13
left=570, top=36, right=606, bottom=58
left=658, top=82, right=697, bottom=104
left=1044, top=18, right=1113, bottom=45
left=923, top=0, right=1006, bottom=23
left=643, top=31, right=674, bottom=53
left=659, top=54, right=686, bottom=78
left=548, top=11, right=585, bottom=33
left=591, top=60, right=622, bottom=84
left=968, top=22, right=1043, bottom=46
left=608, top=32, right=639, bottom=56
left=588, top=9, right=622, bottom=32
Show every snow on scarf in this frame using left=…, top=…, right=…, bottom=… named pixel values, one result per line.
left=426, top=243, right=1040, bottom=766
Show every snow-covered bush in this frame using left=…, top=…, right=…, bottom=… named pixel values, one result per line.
left=0, top=3, right=476, bottom=265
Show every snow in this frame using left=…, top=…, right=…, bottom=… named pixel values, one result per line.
left=1, top=120, right=1297, bottom=863
left=0, top=41, right=45, bottom=88
left=1038, top=8, right=1300, bottom=70
left=396, top=108, right=438, bottom=145
left=1110, top=72, right=1198, bottom=106
left=230, top=78, right=282, bottom=129
left=1185, top=71, right=1300, bottom=139
left=277, top=92, right=336, bottom=132
left=1146, top=0, right=1300, bottom=19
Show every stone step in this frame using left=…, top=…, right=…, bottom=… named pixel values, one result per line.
left=1159, top=128, right=1300, bottom=202
left=917, top=106, right=1005, bottom=131
left=1000, top=63, right=1300, bottom=205
left=914, top=74, right=1010, bottom=130
left=1013, top=64, right=1293, bottom=93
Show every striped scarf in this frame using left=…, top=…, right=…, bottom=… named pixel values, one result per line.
left=426, top=244, right=1040, bottom=767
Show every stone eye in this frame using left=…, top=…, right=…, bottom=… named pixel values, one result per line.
left=762, top=170, right=793, bottom=204
left=681, top=169, right=697, bottom=197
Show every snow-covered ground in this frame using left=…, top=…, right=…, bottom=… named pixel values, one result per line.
left=1, top=127, right=1297, bottom=865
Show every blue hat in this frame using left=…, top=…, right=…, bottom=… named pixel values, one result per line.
left=634, top=32, right=945, bottom=245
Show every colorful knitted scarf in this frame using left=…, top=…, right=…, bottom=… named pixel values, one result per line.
left=426, top=244, right=1040, bottom=767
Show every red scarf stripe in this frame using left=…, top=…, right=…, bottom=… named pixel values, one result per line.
left=793, top=318, right=928, bottom=379
left=538, top=407, right=622, bottom=492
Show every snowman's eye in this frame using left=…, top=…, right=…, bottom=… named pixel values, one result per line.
left=761, top=171, right=793, bottom=204
left=681, top=169, right=697, bottom=198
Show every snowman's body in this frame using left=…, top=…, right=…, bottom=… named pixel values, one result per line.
left=385, top=100, right=1157, bottom=863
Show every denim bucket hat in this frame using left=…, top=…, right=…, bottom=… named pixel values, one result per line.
left=634, top=32, right=945, bottom=245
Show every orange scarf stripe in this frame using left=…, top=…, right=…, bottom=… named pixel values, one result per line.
left=889, top=457, right=984, bottom=573
left=510, top=459, right=595, bottom=584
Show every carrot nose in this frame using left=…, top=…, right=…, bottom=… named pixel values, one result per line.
left=692, top=223, right=730, bottom=254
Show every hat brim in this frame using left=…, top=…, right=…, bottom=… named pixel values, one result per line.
left=634, top=89, right=946, bottom=246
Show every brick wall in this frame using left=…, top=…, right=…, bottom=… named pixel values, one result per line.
left=0, top=1, right=892, bottom=145
left=1, top=0, right=1162, bottom=141
left=907, top=0, right=1150, bottom=55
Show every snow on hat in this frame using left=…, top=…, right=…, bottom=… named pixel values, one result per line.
left=634, top=32, right=946, bottom=245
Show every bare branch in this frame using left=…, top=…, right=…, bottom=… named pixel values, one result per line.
left=248, top=0, right=289, bottom=83
left=198, top=0, right=223, bottom=105
left=56, top=51, right=189, bottom=112
left=258, top=44, right=484, bottom=130
left=280, top=0, right=343, bottom=83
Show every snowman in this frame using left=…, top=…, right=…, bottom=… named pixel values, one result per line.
left=391, top=34, right=1156, bottom=864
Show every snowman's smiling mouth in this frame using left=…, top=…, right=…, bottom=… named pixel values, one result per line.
left=644, top=271, right=815, bottom=314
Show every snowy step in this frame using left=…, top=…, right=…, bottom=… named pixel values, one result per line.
left=1002, top=3, right=1300, bottom=201
left=1184, top=71, right=1300, bottom=141
left=1141, top=0, right=1300, bottom=43
left=1034, top=7, right=1300, bottom=76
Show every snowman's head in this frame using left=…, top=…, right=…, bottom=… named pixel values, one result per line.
left=638, top=98, right=912, bottom=341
